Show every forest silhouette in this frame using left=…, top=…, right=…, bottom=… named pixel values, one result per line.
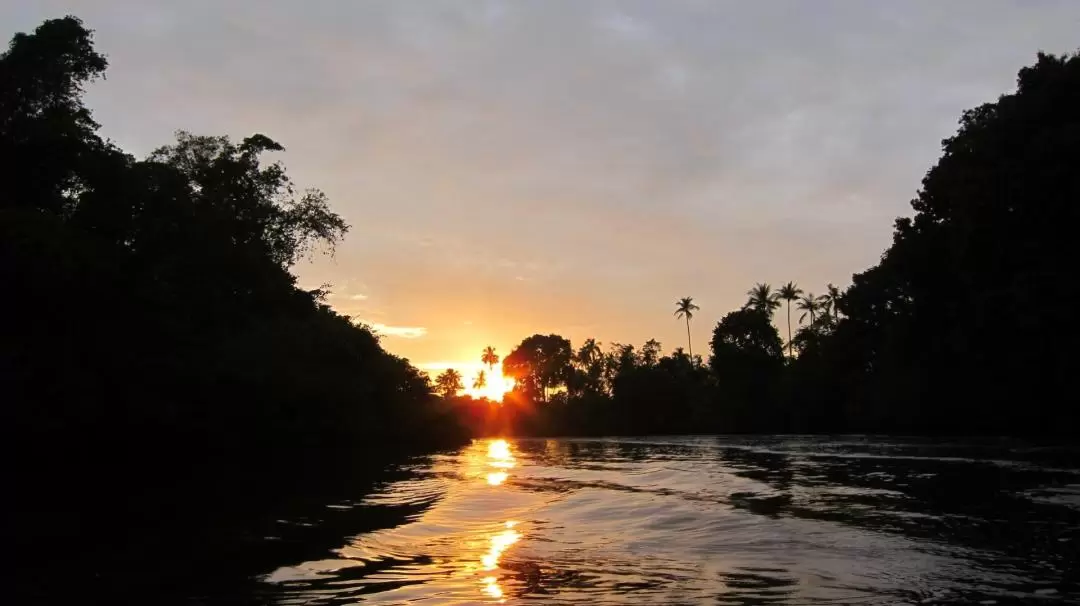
left=5, top=15, right=1079, bottom=603
left=443, top=51, right=1080, bottom=437
left=4, top=14, right=1078, bottom=481
left=1, top=19, right=468, bottom=588
left=6, top=15, right=1078, bottom=477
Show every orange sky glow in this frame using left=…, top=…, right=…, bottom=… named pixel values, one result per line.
left=15, top=3, right=1078, bottom=386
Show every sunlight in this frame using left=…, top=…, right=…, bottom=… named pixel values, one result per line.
left=462, top=362, right=515, bottom=401
left=481, top=575, right=503, bottom=600
left=484, top=439, right=514, bottom=486
left=488, top=439, right=513, bottom=461
left=478, top=522, right=521, bottom=601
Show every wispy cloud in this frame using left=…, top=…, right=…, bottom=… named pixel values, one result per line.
left=363, top=322, right=427, bottom=339
left=349, top=294, right=368, bottom=301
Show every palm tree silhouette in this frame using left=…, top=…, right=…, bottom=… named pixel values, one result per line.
left=473, top=369, right=487, bottom=391
left=674, top=297, right=700, bottom=362
left=746, top=283, right=781, bottom=317
left=481, top=346, right=499, bottom=371
left=797, top=293, right=823, bottom=327
left=820, top=283, right=842, bottom=322
left=778, top=281, right=803, bottom=358
left=575, top=338, right=602, bottom=368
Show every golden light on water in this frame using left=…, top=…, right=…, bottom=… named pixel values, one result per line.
left=479, top=521, right=520, bottom=601
left=488, top=439, right=513, bottom=461
left=481, top=575, right=504, bottom=599
left=474, top=440, right=521, bottom=601
left=481, top=525, right=521, bottom=571
left=484, top=440, right=514, bottom=486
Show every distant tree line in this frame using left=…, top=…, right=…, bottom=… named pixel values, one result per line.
left=1, top=17, right=466, bottom=511
left=449, top=50, right=1080, bottom=437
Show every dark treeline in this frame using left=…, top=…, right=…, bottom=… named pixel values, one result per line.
left=1, top=16, right=466, bottom=576
left=453, top=49, right=1080, bottom=438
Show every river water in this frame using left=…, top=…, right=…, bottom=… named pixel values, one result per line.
left=254, top=437, right=1080, bottom=605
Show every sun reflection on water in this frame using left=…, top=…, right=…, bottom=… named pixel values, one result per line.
left=484, top=439, right=515, bottom=486
left=476, top=440, right=521, bottom=601
left=488, top=439, right=513, bottom=462
left=479, top=521, right=520, bottom=601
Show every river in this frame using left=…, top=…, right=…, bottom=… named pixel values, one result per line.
left=246, top=436, right=1080, bottom=605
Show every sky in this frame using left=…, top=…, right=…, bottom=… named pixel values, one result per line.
left=4, top=1, right=1079, bottom=373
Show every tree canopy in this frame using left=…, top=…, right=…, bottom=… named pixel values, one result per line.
left=2, top=17, right=464, bottom=499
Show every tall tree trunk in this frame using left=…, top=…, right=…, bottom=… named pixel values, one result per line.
left=685, top=317, right=693, bottom=363
left=786, top=301, right=793, bottom=358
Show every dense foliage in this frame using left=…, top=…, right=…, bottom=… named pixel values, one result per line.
left=467, top=51, right=1079, bottom=438
left=4, top=16, right=1076, bottom=469
left=1, top=18, right=464, bottom=496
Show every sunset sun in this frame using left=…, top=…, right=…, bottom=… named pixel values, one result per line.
left=463, top=362, right=515, bottom=401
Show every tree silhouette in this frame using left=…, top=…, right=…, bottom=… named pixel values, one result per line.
left=3, top=20, right=473, bottom=601
left=777, top=282, right=803, bottom=358
left=503, top=334, right=572, bottom=402
left=641, top=339, right=662, bottom=366
left=572, top=338, right=605, bottom=396
left=797, top=293, right=822, bottom=327
left=674, top=297, right=700, bottom=361
left=819, top=283, right=842, bottom=322
left=746, top=283, right=781, bottom=317
left=801, top=51, right=1080, bottom=435
left=472, top=369, right=487, bottom=391
left=481, top=346, right=499, bottom=371
left=435, top=369, right=464, bottom=398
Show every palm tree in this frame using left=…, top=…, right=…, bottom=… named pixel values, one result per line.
left=746, top=283, right=781, bottom=317
left=797, top=293, right=822, bottom=327
left=472, top=369, right=487, bottom=391
left=777, top=281, right=803, bottom=358
left=820, top=283, right=843, bottom=322
left=674, top=297, right=700, bottom=362
left=575, top=338, right=602, bottom=368
left=481, top=346, right=499, bottom=371
left=574, top=338, right=604, bottom=394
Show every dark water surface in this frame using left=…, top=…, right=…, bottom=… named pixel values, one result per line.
left=251, top=437, right=1079, bottom=605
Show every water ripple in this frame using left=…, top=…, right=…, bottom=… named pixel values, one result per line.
left=259, top=437, right=1080, bottom=605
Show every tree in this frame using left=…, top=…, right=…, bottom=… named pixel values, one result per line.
left=796, top=51, right=1080, bottom=434
left=148, top=132, right=348, bottom=269
left=709, top=308, right=785, bottom=431
left=819, top=283, right=843, bottom=322
left=573, top=338, right=606, bottom=395
left=503, top=334, right=572, bottom=402
left=3, top=19, right=471, bottom=599
left=481, top=346, right=499, bottom=370
left=472, top=369, right=487, bottom=391
left=575, top=338, right=603, bottom=368
left=710, top=309, right=785, bottom=367
left=746, top=283, right=781, bottom=317
left=641, top=339, right=662, bottom=366
left=1, top=16, right=109, bottom=215
left=674, top=297, right=700, bottom=361
left=797, top=293, right=823, bottom=327
left=435, top=369, right=464, bottom=398
left=777, top=282, right=803, bottom=358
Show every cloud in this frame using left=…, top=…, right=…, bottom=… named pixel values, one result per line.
left=7, top=1, right=1079, bottom=368
left=349, top=294, right=369, bottom=301
left=362, top=322, right=427, bottom=339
